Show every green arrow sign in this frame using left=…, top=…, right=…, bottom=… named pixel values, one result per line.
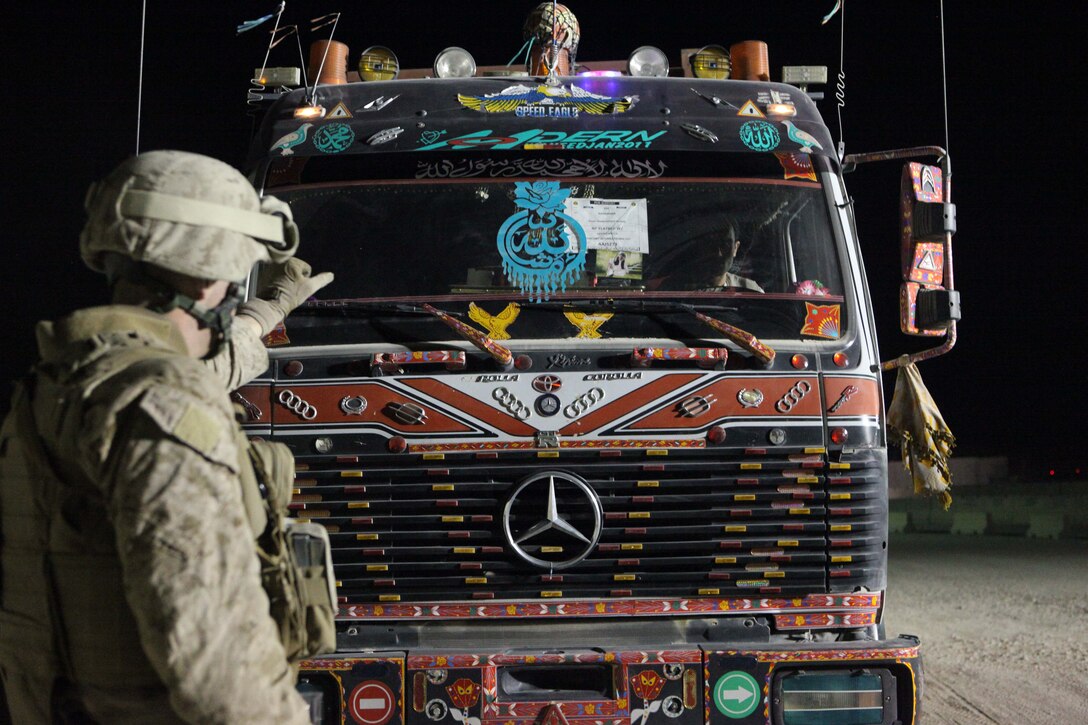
left=713, top=671, right=760, bottom=719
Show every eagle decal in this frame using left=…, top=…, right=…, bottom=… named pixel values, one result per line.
left=458, top=84, right=638, bottom=115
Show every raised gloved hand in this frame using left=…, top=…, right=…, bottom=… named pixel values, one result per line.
left=238, top=258, right=334, bottom=336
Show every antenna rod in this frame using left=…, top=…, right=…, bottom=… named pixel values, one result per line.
left=136, top=0, right=147, bottom=154
left=939, top=0, right=952, bottom=179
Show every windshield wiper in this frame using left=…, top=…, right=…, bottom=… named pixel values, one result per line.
left=420, top=303, right=514, bottom=369
left=535, top=299, right=776, bottom=365
left=295, top=299, right=515, bottom=368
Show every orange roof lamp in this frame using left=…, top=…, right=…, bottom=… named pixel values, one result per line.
left=729, top=40, right=770, bottom=81
left=309, top=39, right=349, bottom=85
left=524, top=2, right=581, bottom=77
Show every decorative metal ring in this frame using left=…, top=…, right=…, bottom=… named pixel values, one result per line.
left=277, top=389, right=318, bottom=420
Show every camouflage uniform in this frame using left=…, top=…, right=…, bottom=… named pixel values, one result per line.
left=0, top=151, right=330, bottom=724
left=0, top=307, right=309, bottom=724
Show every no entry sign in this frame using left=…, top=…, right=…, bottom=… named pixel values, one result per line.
left=349, top=680, right=396, bottom=725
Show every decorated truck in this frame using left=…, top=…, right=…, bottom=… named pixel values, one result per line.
left=238, top=5, right=959, bottom=724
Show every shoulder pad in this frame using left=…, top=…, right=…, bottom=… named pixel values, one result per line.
left=136, top=385, right=239, bottom=472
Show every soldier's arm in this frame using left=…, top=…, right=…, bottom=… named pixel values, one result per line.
left=100, top=384, right=308, bottom=725
left=201, top=316, right=270, bottom=391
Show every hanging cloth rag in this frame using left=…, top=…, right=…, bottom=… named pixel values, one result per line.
left=887, top=361, right=955, bottom=509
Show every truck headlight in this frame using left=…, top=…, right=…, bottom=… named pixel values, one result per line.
left=774, top=668, right=893, bottom=724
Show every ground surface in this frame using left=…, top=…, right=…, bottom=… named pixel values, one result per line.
left=884, top=533, right=1088, bottom=724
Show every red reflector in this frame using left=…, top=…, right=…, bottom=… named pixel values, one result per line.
left=830, top=570, right=852, bottom=578
left=600, top=450, right=622, bottom=457
left=611, top=589, right=632, bottom=597
left=436, top=500, right=459, bottom=507
left=448, top=531, right=471, bottom=538
left=541, top=575, right=563, bottom=583
left=343, top=485, right=367, bottom=494
left=642, top=464, right=665, bottom=471
left=760, top=587, right=782, bottom=594
left=719, top=540, right=742, bottom=549
left=476, top=451, right=499, bottom=459
left=632, top=496, right=655, bottom=503
left=336, top=455, right=359, bottom=463
left=791, top=354, right=809, bottom=370
left=471, top=515, right=493, bottom=523
left=387, top=436, right=407, bottom=453
left=351, top=517, right=374, bottom=525
left=830, top=427, right=849, bottom=445
left=361, top=548, right=385, bottom=556
left=427, top=469, right=450, bottom=476
left=618, top=559, right=640, bottom=566
left=833, top=352, right=849, bottom=367
left=625, top=527, right=647, bottom=535
left=472, top=592, right=495, bottom=599
left=707, top=426, right=727, bottom=444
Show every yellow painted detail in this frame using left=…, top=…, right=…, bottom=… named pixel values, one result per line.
left=777, top=540, right=800, bottom=547
left=830, top=462, right=851, bottom=470
left=541, top=546, right=563, bottom=553
left=621, top=543, right=643, bottom=551
left=734, top=494, right=756, bottom=501
left=699, top=588, right=720, bottom=595
left=379, top=595, right=401, bottom=602
left=629, top=512, right=651, bottom=519
left=291, top=488, right=301, bottom=495
left=465, top=577, right=487, bottom=584
left=647, top=449, right=669, bottom=456
left=830, top=493, right=852, bottom=500
left=832, top=556, right=853, bottom=563
left=831, top=524, right=852, bottom=532
left=764, top=571, right=786, bottom=578
left=715, top=556, right=736, bottom=565
left=637, top=480, right=660, bottom=488
left=356, top=534, right=379, bottom=541
left=797, top=476, right=820, bottom=484
left=614, top=574, right=636, bottom=581
left=340, top=470, right=364, bottom=478
left=296, top=510, right=329, bottom=519
left=432, top=484, right=455, bottom=491
left=367, top=565, right=389, bottom=572
left=788, top=508, right=811, bottom=515
left=441, top=516, right=464, bottom=523
left=740, top=463, right=762, bottom=470
left=804, top=447, right=827, bottom=454
left=724, top=525, right=747, bottom=533
left=347, top=502, right=370, bottom=509
left=453, top=547, right=476, bottom=554
left=541, top=591, right=563, bottom=598
left=538, top=451, right=560, bottom=458
left=423, top=453, right=446, bottom=461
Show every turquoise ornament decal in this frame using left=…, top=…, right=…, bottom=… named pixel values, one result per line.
left=497, top=181, right=587, bottom=301
left=313, top=123, right=356, bottom=153
left=739, top=120, right=780, bottom=152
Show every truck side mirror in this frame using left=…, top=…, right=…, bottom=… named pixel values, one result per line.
left=898, top=162, right=960, bottom=335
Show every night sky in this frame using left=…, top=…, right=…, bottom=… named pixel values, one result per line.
left=4, top=2, right=1083, bottom=476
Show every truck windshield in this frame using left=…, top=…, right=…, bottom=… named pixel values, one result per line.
left=261, top=153, right=845, bottom=346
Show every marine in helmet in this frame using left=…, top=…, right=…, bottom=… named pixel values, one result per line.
left=0, top=150, right=330, bottom=723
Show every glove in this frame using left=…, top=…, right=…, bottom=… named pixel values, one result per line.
left=238, top=258, right=334, bottom=336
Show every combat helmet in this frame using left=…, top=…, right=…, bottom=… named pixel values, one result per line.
left=80, top=149, right=297, bottom=283
left=80, top=150, right=299, bottom=349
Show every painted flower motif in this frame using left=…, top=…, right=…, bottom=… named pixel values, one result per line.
left=630, top=670, right=665, bottom=701
left=514, top=180, right=572, bottom=212
left=794, top=279, right=830, bottom=296
left=446, top=678, right=482, bottom=710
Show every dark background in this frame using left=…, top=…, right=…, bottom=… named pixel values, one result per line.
left=3, top=1, right=1083, bottom=476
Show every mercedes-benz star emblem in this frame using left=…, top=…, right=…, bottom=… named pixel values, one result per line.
left=502, top=471, right=603, bottom=570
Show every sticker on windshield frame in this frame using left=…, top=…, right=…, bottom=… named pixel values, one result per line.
left=457, top=83, right=638, bottom=117
left=313, top=122, right=356, bottom=153
left=496, top=181, right=587, bottom=302
left=739, top=120, right=780, bottom=152
left=270, top=123, right=313, bottom=156
left=468, top=302, right=521, bottom=340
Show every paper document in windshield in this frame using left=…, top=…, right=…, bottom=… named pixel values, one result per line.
left=566, top=198, right=648, bottom=252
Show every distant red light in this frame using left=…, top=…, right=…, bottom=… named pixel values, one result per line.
left=1049, top=469, right=1055, bottom=476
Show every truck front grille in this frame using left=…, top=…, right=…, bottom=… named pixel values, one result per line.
left=288, top=447, right=885, bottom=605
